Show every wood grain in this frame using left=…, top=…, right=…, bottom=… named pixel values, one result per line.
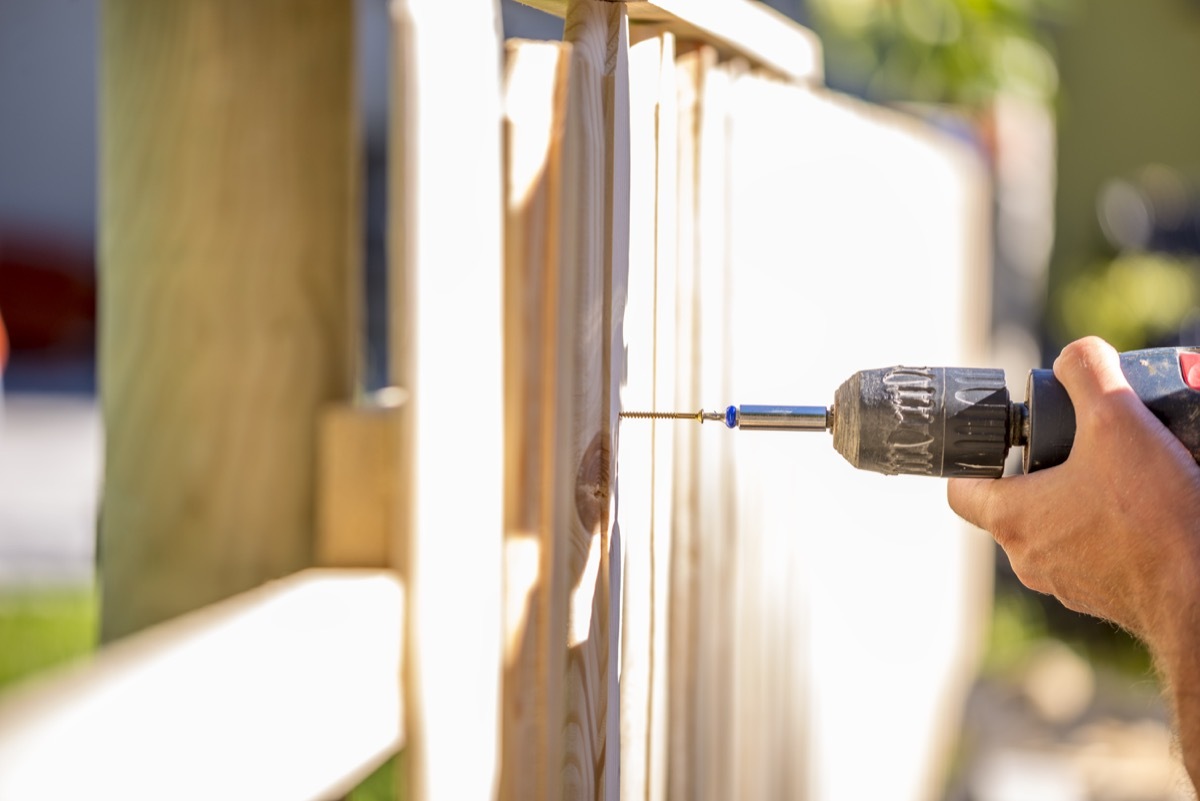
left=99, top=0, right=358, bottom=641
left=389, top=1, right=505, bottom=799
left=560, top=2, right=629, bottom=799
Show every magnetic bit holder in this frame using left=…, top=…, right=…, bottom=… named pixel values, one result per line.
left=725, top=404, right=831, bottom=431
left=620, top=405, right=832, bottom=432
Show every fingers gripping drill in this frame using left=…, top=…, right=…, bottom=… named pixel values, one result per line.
left=621, top=347, right=1200, bottom=478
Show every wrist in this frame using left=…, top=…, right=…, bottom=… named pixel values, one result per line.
left=1148, top=534, right=1200, bottom=653
left=1148, top=544, right=1200, bottom=787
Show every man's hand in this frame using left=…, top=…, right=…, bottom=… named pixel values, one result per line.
left=948, top=336, right=1200, bottom=785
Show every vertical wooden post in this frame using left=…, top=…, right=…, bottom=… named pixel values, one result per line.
left=390, top=1, right=505, bottom=798
left=99, top=0, right=358, bottom=641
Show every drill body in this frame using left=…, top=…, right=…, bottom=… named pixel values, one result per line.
left=622, top=347, right=1200, bottom=478
left=820, top=347, right=1200, bottom=478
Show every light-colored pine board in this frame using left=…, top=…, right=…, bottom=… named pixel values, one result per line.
left=513, top=0, right=821, bottom=83
left=647, top=33, right=679, bottom=801
left=559, top=2, right=630, bottom=799
left=552, top=18, right=602, bottom=799
left=620, top=31, right=680, bottom=801
left=99, top=0, right=359, bottom=641
left=388, top=1, right=505, bottom=798
left=500, top=38, right=572, bottom=801
left=692, top=49, right=739, bottom=801
left=0, top=570, right=403, bottom=801
left=315, top=395, right=405, bottom=568
left=618, top=32, right=663, bottom=801
left=721, top=72, right=811, bottom=801
left=666, top=47, right=701, bottom=801
left=604, top=9, right=631, bottom=801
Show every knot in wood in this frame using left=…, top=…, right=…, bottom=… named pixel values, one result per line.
left=574, top=431, right=610, bottom=535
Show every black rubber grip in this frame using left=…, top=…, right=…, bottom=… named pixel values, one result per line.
left=1023, top=347, right=1200, bottom=472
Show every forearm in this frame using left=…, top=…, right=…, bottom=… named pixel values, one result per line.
left=1171, top=678, right=1200, bottom=792
left=948, top=338, right=1200, bottom=786
left=1152, top=575, right=1200, bottom=791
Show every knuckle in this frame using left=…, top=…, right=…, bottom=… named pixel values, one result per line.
left=1076, top=335, right=1115, bottom=357
left=1054, top=337, right=1121, bottom=395
left=1063, top=335, right=1114, bottom=364
left=1056, top=337, right=1094, bottom=372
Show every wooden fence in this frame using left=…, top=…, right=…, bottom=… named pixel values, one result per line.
left=0, top=1, right=991, bottom=799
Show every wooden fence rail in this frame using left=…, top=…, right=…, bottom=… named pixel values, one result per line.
left=0, top=570, right=403, bottom=800
left=0, top=2, right=991, bottom=800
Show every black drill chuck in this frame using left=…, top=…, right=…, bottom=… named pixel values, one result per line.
left=831, top=366, right=1018, bottom=478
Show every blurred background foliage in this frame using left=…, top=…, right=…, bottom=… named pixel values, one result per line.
left=1060, top=252, right=1200, bottom=351
left=0, top=589, right=95, bottom=689
left=804, top=0, right=1069, bottom=109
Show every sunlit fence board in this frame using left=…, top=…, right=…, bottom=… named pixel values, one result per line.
left=0, top=570, right=403, bottom=801
left=558, top=3, right=629, bottom=799
left=501, top=38, right=572, bottom=801
left=727, top=79, right=993, bottom=800
left=666, top=46, right=701, bottom=801
left=618, top=31, right=665, bottom=801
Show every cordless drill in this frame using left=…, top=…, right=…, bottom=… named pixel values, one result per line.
left=622, top=347, right=1200, bottom=478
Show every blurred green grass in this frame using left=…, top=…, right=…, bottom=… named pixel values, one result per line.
left=349, top=751, right=404, bottom=801
left=0, top=586, right=97, bottom=689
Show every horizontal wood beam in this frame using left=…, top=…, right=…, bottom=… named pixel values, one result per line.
left=0, top=570, right=404, bottom=801
left=513, top=0, right=822, bottom=83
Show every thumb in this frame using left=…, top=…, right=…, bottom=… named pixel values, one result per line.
left=1051, top=336, right=1132, bottom=416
